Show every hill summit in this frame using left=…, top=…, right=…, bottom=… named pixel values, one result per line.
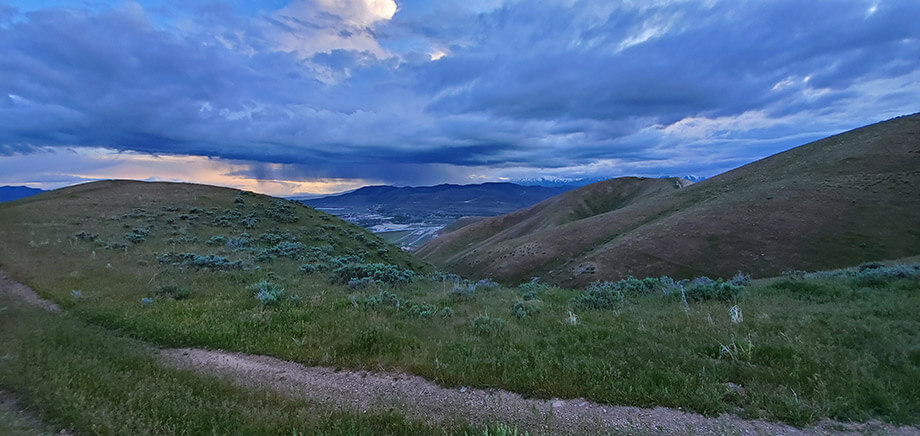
left=417, top=114, right=920, bottom=287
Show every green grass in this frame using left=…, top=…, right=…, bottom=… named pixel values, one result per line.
left=1, top=180, right=919, bottom=429
left=0, top=296, right=516, bottom=435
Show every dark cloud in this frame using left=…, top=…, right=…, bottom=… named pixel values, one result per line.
left=0, top=0, right=918, bottom=187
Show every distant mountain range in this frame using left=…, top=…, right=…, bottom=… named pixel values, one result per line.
left=302, top=183, right=571, bottom=219
left=0, top=186, right=45, bottom=203
left=417, top=113, right=920, bottom=286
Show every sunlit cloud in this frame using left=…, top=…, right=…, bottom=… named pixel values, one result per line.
left=0, top=147, right=373, bottom=196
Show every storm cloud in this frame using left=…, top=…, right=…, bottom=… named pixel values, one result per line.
left=1, top=0, right=918, bottom=190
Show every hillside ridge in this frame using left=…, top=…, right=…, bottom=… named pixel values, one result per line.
left=417, top=114, right=920, bottom=286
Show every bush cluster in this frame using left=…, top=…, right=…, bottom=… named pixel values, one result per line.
left=361, top=289, right=400, bottom=309
left=572, top=274, right=747, bottom=310
left=124, top=227, right=149, bottom=244
left=74, top=231, right=99, bottom=241
left=266, top=200, right=299, bottom=223
left=571, top=280, right=626, bottom=310
left=853, top=262, right=920, bottom=287
left=684, top=280, right=743, bottom=303
left=255, top=241, right=306, bottom=262
left=511, top=299, right=543, bottom=319
left=250, top=280, right=284, bottom=306
left=157, top=253, right=244, bottom=270
left=331, top=262, right=415, bottom=285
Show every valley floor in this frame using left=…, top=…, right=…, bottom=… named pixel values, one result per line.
left=2, top=269, right=917, bottom=436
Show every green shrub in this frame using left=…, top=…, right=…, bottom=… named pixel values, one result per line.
left=511, top=300, right=542, bottom=320
left=518, top=277, right=549, bottom=294
left=266, top=200, right=298, bottom=223
left=240, top=215, right=259, bottom=228
left=571, top=281, right=626, bottom=310
left=206, top=236, right=226, bottom=246
left=408, top=303, right=437, bottom=319
left=250, top=281, right=284, bottom=306
left=684, top=280, right=742, bottom=303
left=854, top=264, right=919, bottom=287
left=124, top=227, right=149, bottom=244
left=331, top=263, right=415, bottom=285
left=157, top=253, right=244, bottom=270
left=155, top=285, right=191, bottom=300
left=361, top=290, right=400, bottom=310
left=255, top=242, right=306, bottom=262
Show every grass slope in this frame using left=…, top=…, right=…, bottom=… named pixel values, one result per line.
left=0, top=178, right=918, bottom=430
left=417, top=114, right=920, bottom=287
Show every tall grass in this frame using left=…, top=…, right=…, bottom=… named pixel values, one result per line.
left=0, top=297, right=491, bottom=435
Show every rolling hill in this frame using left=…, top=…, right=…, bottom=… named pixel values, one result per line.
left=0, top=180, right=427, bottom=282
left=0, top=186, right=44, bottom=202
left=417, top=113, right=920, bottom=287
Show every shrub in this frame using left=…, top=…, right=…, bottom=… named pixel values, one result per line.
left=124, top=228, right=149, bottom=244
left=266, top=200, right=299, bottom=223
left=156, top=285, right=191, bottom=300
left=74, top=231, right=99, bottom=241
left=571, top=281, right=625, bottom=310
left=259, top=233, right=284, bottom=245
left=476, top=279, right=500, bottom=289
left=408, top=303, right=437, bottom=319
left=157, top=253, right=244, bottom=270
left=227, top=235, right=250, bottom=249
left=511, top=300, right=542, bottom=320
left=450, top=281, right=477, bottom=300
left=361, top=290, right=400, bottom=310
left=206, top=236, right=227, bottom=246
left=684, top=279, right=742, bottom=303
left=691, top=276, right=714, bottom=286
left=250, top=281, right=284, bottom=306
left=471, top=314, right=507, bottom=336
left=730, top=271, right=752, bottom=286
left=255, top=242, right=306, bottom=262
left=519, top=277, right=549, bottom=294
left=854, top=264, right=920, bottom=287
left=240, top=215, right=259, bottom=228
left=331, top=262, right=415, bottom=285
left=659, top=276, right=685, bottom=295
left=299, top=263, right=322, bottom=274
left=328, top=255, right=365, bottom=268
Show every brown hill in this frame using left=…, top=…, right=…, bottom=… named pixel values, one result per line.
left=416, top=114, right=920, bottom=287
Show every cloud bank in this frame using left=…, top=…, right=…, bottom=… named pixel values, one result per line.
left=1, top=0, right=918, bottom=192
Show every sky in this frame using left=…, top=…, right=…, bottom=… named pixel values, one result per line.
left=1, top=0, right=919, bottom=196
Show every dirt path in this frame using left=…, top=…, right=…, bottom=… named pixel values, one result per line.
left=2, top=269, right=918, bottom=435
left=0, top=390, right=72, bottom=436
left=0, top=269, right=59, bottom=312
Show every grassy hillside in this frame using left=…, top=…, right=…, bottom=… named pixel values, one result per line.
left=0, top=179, right=918, bottom=432
left=417, top=114, right=920, bottom=287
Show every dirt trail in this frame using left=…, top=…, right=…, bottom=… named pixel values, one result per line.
left=0, top=269, right=60, bottom=312
left=2, top=269, right=918, bottom=435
